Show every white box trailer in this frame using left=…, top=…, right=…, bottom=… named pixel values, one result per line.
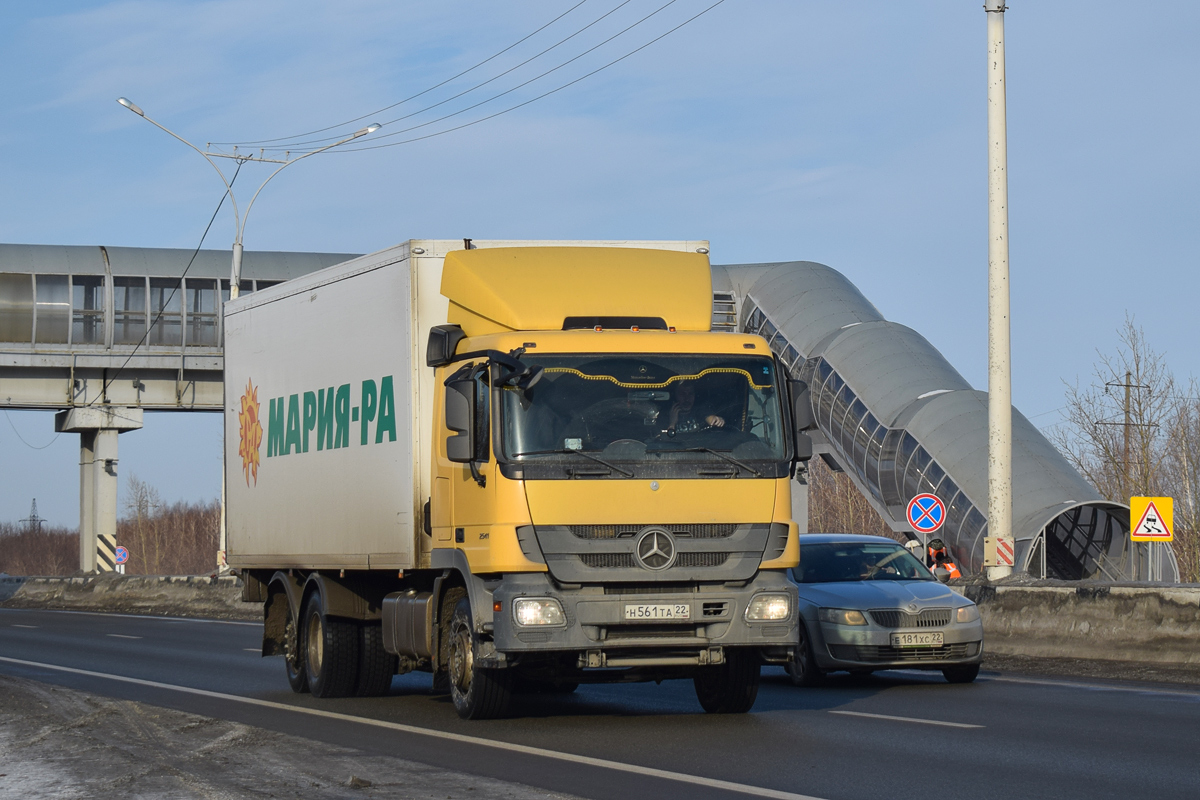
left=224, top=239, right=706, bottom=571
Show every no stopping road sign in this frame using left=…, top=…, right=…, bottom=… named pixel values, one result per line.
left=907, top=494, right=945, bottom=534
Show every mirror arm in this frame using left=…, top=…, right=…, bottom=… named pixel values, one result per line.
left=469, top=460, right=486, bottom=488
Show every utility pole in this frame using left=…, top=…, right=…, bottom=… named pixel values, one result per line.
left=985, top=0, right=1014, bottom=580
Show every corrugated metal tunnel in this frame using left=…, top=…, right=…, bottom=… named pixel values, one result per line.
left=712, top=260, right=1179, bottom=582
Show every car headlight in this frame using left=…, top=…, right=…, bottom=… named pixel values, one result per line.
left=818, top=607, right=867, bottom=626
left=956, top=604, right=980, bottom=623
left=513, top=597, right=565, bottom=627
left=746, top=593, right=791, bottom=621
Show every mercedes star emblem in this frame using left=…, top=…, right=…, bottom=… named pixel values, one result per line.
left=634, top=527, right=677, bottom=571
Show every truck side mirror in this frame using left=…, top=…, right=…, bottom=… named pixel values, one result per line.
left=788, top=380, right=813, bottom=430
left=445, top=378, right=476, bottom=463
left=793, top=431, right=813, bottom=462
left=427, top=324, right=466, bottom=368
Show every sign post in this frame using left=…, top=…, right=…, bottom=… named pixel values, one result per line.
left=1130, top=497, right=1173, bottom=582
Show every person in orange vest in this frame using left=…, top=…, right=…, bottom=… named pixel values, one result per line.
left=926, top=538, right=962, bottom=579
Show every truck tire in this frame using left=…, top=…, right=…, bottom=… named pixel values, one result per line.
left=786, top=623, right=825, bottom=688
left=283, top=602, right=309, bottom=694
left=694, top=649, right=761, bottom=713
left=354, top=622, right=397, bottom=697
left=303, top=589, right=359, bottom=698
left=447, top=596, right=512, bottom=719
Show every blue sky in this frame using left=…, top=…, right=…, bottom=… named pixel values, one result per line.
left=2, top=1, right=1198, bottom=526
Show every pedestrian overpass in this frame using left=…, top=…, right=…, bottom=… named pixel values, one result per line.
left=0, top=243, right=1177, bottom=581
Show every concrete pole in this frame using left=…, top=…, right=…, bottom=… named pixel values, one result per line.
left=230, top=241, right=243, bottom=300
left=986, top=0, right=1014, bottom=580
left=92, top=428, right=119, bottom=566
left=78, top=432, right=97, bottom=573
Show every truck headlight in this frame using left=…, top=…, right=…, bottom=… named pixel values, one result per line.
left=818, top=607, right=867, bottom=626
left=746, top=593, right=791, bottom=621
left=513, top=597, right=565, bottom=627
left=956, top=604, right=980, bottom=623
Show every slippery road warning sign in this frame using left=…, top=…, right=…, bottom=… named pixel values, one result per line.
left=907, top=494, right=945, bottom=534
left=1130, top=497, right=1173, bottom=542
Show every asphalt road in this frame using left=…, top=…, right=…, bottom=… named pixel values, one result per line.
left=2, top=607, right=1197, bottom=800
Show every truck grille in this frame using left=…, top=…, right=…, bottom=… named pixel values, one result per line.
left=569, top=523, right=738, bottom=539
left=580, top=552, right=728, bottom=569
left=868, top=609, right=951, bottom=629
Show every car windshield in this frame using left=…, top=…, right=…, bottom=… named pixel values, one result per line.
left=500, top=353, right=787, bottom=472
left=794, top=542, right=934, bottom=583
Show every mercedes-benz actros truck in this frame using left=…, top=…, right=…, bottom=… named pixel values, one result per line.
left=225, top=239, right=808, bottom=718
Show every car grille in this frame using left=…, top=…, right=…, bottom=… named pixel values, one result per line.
left=828, top=642, right=979, bottom=663
left=579, top=552, right=728, bottom=569
left=569, top=523, right=738, bottom=539
left=868, top=608, right=951, bottom=629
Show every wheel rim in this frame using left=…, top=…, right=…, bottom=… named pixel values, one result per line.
left=284, top=615, right=300, bottom=670
left=306, top=610, right=324, bottom=676
left=793, top=630, right=811, bottom=679
left=449, top=624, right=473, bottom=695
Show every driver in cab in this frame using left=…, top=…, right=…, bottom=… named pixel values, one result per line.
left=668, top=381, right=725, bottom=434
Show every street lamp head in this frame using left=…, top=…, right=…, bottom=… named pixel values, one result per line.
left=355, top=123, right=382, bottom=137
left=116, top=97, right=145, bottom=117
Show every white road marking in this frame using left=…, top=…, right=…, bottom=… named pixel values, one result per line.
left=106, top=634, right=143, bottom=640
left=0, top=655, right=826, bottom=800
left=0, top=608, right=259, bottom=627
left=992, top=675, right=1200, bottom=699
left=829, top=710, right=984, bottom=729
left=11, top=624, right=38, bottom=629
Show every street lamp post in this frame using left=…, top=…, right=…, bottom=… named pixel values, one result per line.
left=116, top=98, right=379, bottom=569
left=116, top=98, right=378, bottom=299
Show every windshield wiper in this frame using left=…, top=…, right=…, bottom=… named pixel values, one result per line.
left=511, top=449, right=634, bottom=478
left=659, top=446, right=762, bottom=477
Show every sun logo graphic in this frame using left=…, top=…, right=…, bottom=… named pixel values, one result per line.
left=238, top=379, right=263, bottom=486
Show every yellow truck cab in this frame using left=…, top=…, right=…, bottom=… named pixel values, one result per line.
left=226, top=241, right=805, bottom=719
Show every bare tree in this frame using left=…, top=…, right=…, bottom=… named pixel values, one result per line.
left=806, top=456, right=901, bottom=542
left=1051, top=317, right=1198, bottom=582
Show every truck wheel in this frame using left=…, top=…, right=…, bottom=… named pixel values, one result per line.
left=786, top=623, right=825, bottom=688
left=942, top=663, right=980, bottom=684
left=354, top=622, right=397, bottom=697
left=303, top=589, right=359, bottom=698
left=283, top=605, right=309, bottom=694
left=694, top=649, right=761, bottom=713
left=447, top=597, right=512, bottom=719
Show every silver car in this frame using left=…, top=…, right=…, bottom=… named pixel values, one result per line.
left=785, top=534, right=984, bottom=685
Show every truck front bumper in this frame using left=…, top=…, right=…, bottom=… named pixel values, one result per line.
left=491, top=571, right=798, bottom=667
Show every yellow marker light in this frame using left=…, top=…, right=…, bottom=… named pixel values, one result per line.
left=746, top=593, right=791, bottom=621
left=514, top=598, right=565, bottom=627
left=818, top=608, right=868, bottom=626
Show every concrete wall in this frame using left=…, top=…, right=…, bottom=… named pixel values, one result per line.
left=962, top=582, right=1200, bottom=665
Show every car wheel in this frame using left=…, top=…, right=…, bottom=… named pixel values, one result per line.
left=786, top=623, right=825, bottom=687
left=694, top=648, right=760, bottom=713
left=448, top=596, right=513, bottom=719
left=942, top=663, right=980, bottom=684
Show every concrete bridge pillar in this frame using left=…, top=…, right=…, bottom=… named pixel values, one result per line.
left=54, top=407, right=143, bottom=573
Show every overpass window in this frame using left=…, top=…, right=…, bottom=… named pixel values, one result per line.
left=920, top=458, right=946, bottom=495
left=33, top=275, right=70, bottom=344
left=843, top=399, right=869, bottom=471
left=879, top=429, right=905, bottom=508
left=255, top=280, right=281, bottom=291
left=113, top=277, right=147, bottom=344
left=902, top=445, right=931, bottom=502
left=829, top=384, right=856, bottom=451
left=149, top=278, right=182, bottom=346
left=0, top=273, right=34, bottom=342
left=865, top=422, right=885, bottom=496
left=186, top=279, right=218, bottom=346
left=746, top=307, right=764, bottom=333
left=72, top=275, right=105, bottom=344
left=817, top=371, right=842, bottom=432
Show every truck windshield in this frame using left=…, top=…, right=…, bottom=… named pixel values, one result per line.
left=500, top=354, right=788, bottom=477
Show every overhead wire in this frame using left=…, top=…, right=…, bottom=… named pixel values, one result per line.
left=4, top=410, right=62, bottom=450
left=209, top=0, right=592, bottom=147
left=249, top=0, right=639, bottom=152
left=330, top=0, right=729, bottom=154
